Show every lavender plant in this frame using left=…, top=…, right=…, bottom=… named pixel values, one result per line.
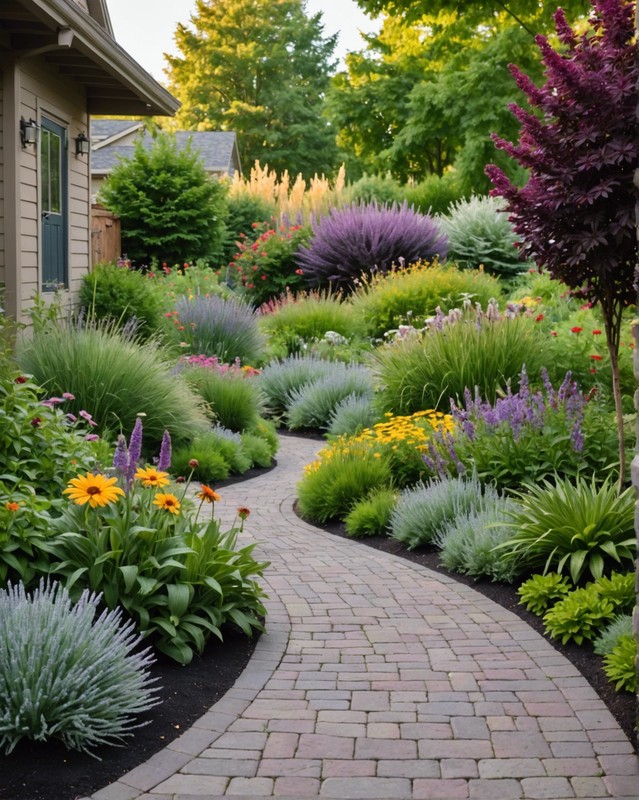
left=296, top=202, right=448, bottom=291
left=425, top=368, right=620, bottom=490
left=0, top=581, right=159, bottom=754
left=169, top=294, right=266, bottom=364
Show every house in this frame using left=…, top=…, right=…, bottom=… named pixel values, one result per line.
left=0, top=0, right=179, bottom=321
left=90, top=120, right=242, bottom=201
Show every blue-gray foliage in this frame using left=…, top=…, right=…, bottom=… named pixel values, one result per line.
left=327, top=393, right=377, bottom=437
left=257, top=354, right=337, bottom=416
left=0, top=581, right=159, bottom=754
left=285, top=365, right=374, bottom=430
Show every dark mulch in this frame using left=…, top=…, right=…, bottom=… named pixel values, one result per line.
left=315, top=515, right=638, bottom=753
left=0, top=627, right=259, bottom=800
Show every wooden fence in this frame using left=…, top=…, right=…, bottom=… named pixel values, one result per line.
left=91, top=204, right=121, bottom=265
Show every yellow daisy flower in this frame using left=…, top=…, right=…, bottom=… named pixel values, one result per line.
left=63, top=473, right=124, bottom=508
left=153, top=493, right=181, bottom=515
left=135, top=466, right=171, bottom=488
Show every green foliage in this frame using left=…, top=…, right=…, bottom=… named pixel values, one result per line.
left=517, top=573, right=573, bottom=616
left=434, top=496, right=519, bottom=583
left=543, top=586, right=616, bottom=645
left=98, top=129, right=227, bottom=265
left=43, top=469, right=267, bottom=665
left=257, top=354, right=337, bottom=417
left=182, top=366, right=263, bottom=432
left=167, top=0, right=339, bottom=178
left=345, top=173, right=404, bottom=205
left=297, top=443, right=392, bottom=523
left=172, top=427, right=251, bottom=481
left=221, top=194, right=277, bottom=263
left=603, top=635, right=637, bottom=693
left=593, top=614, right=634, bottom=656
left=0, top=371, right=105, bottom=497
left=440, top=195, right=530, bottom=281
left=351, top=261, right=502, bottom=339
left=592, top=571, right=636, bottom=614
left=344, top=488, right=397, bottom=538
left=229, top=223, right=311, bottom=307
left=240, top=431, right=276, bottom=468
left=496, top=477, right=636, bottom=584
left=0, top=581, right=159, bottom=754
left=80, top=263, right=163, bottom=335
left=389, top=473, right=485, bottom=549
left=373, top=313, right=545, bottom=414
left=285, top=367, right=374, bottom=430
left=404, top=173, right=465, bottom=215
left=168, top=295, right=267, bottom=364
left=259, top=290, right=365, bottom=357
left=17, top=320, right=210, bottom=452
left=327, top=394, right=377, bottom=437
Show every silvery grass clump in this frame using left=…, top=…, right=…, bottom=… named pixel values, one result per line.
left=434, top=493, right=520, bottom=583
left=296, top=201, right=448, bottom=292
left=327, top=393, right=377, bottom=437
left=440, top=195, right=530, bottom=281
left=389, top=473, right=486, bottom=550
left=257, top=354, right=336, bottom=417
left=286, top=365, right=375, bottom=430
left=593, top=613, right=634, bottom=656
left=172, top=294, right=267, bottom=364
left=0, top=581, right=160, bottom=755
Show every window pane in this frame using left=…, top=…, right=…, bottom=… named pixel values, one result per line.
left=50, top=132, right=61, bottom=213
left=40, top=130, right=50, bottom=211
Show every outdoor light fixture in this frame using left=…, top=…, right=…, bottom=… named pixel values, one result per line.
left=20, top=117, right=38, bottom=147
left=74, top=132, right=90, bottom=156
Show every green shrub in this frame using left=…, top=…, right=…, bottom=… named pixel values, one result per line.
left=389, top=473, right=486, bottom=550
left=517, top=573, right=573, bottom=616
left=344, top=489, right=397, bottom=538
left=327, top=394, right=377, bottom=437
left=593, top=614, right=634, bottom=656
left=297, top=442, right=392, bottom=523
left=440, top=195, right=530, bottom=281
left=351, top=261, right=502, bottom=340
left=257, top=354, right=342, bottom=417
left=98, top=129, right=228, bottom=266
left=603, top=635, right=637, bottom=692
left=173, top=426, right=251, bottom=481
left=495, top=477, right=636, bottom=584
left=434, top=495, right=519, bottom=583
left=17, top=319, right=210, bottom=452
left=167, top=294, right=267, bottom=364
left=372, top=312, right=546, bottom=415
left=182, top=366, right=263, bottom=432
left=404, top=172, right=465, bottom=215
left=543, top=586, right=616, bottom=645
left=259, top=290, right=365, bottom=356
left=0, top=580, right=159, bottom=754
left=240, top=431, right=276, bottom=468
left=228, top=222, right=311, bottom=306
left=79, top=263, right=163, bottom=335
left=286, top=366, right=374, bottom=430
left=345, top=173, right=404, bottom=206
left=221, top=193, right=277, bottom=263
left=251, top=417, right=279, bottom=453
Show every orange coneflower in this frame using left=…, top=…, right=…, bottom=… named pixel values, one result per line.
left=197, top=485, right=221, bottom=503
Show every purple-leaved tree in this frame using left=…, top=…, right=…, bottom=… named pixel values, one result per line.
left=486, top=0, right=638, bottom=483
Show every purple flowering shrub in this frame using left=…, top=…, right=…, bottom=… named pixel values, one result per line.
left=425, top=369, right=620, bottom=491
left=296, top=202, right=448, bottom=291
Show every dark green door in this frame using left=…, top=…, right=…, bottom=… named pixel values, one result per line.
left=40, top=117, right=68, bottom=291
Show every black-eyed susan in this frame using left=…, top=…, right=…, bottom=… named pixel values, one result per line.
left=153, top=493, right=181, bottom=515
left=64, top=472, right=124, bottom=508
left=197, top=485, right=221, bottom=503
left=135, top=466, right=171, bottom=488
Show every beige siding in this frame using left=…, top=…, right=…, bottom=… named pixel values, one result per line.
left=19, top=57, right=90, bottom=315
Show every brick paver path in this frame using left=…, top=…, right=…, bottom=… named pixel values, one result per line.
left=89, top=435, right=638, bottom=800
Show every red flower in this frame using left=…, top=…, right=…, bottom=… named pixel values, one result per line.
left=295, top=269, right=304, bottom=275
left=550, top=331, right=558, bottom=337
left=590, top=354, right=603, bottom=361
left=535, top=314, right=544, bottom=322
left=592, top=329, right=602, bottom=335
left=15, top=376, right=28, bottom=384
left=570, top=326, right=583, bottom=334
left=31, top=417, right=42, bottom=428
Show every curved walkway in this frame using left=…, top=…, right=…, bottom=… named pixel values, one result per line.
left=89, top=435, right=638, bottom=800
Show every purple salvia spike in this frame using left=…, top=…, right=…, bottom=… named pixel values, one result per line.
left=113, top=434, right=129, bottom=476
left=126, top=417, right=143, bottom=487
left=157, top=430, right=172, bottom=472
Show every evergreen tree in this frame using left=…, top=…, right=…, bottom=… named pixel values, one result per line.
left=167, top=0, right=339, bottom=179
left=98, top=129, right=228, bottom=266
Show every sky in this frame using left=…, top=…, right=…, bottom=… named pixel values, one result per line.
left=107, top=0, right=379, bottom=83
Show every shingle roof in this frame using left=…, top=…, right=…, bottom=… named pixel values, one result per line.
left=91, top=127, right=240, bottom=176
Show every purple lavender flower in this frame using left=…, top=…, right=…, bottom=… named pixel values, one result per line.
left=112, top=434, right=129, bottom=476
left=157, top=431, right=172, bottom=472
left=126, top=417, right=143, bottom=487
